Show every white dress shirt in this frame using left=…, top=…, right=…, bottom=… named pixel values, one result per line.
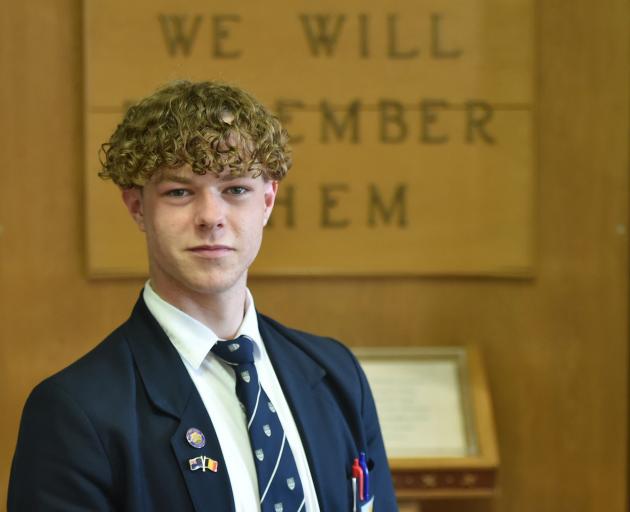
left=143, top=282, right=320, bottom=512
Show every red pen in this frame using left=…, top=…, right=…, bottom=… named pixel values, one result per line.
left=352, top=458, right=364, bottom=501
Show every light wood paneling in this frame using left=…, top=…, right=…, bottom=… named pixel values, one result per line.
left=0, top=0, right=627, bottom=510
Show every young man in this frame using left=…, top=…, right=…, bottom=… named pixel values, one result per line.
left=9, top=81, right=397, bottom=511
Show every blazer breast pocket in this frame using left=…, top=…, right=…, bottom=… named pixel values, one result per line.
left=350, top=454, right=376, bottom=511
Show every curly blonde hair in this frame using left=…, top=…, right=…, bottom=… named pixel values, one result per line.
left=99, top=80, right=292, bottom=188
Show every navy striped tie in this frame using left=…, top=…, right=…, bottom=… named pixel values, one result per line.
left=212, top=335, right=305, bottom=512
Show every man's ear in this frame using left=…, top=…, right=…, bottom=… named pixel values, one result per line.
left=121, top=187, right=146, bottom=232
left=263, top=180, right=279, bottom=226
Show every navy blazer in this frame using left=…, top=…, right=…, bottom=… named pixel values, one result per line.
left=9, top=296, right=398, bottom=511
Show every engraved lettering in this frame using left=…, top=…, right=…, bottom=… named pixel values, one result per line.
left=358, top=13, right=369, bottom=58
left=466, top=101, right=495, bottom=144
left=431, top=13, right=462, bottom=59
left=387, top=14, right=419, bottom=59
left=321, top=100, right=361, bottom=143
left=368, top=184, right=408, bottom=227
left=420, top=99, right=449, bottom=144
left=268, top=185, right=296, bottom=228
left=158, top=14, right=203, bottom=57
left=212, top=15, right=242, bottom=58
left=321, top=184, right=350, bottom=228
left=299, top=14, right=347, bottom=56
left=275, top=100, right=305, bottom=144
left=379, top=100, right=407, bottom=143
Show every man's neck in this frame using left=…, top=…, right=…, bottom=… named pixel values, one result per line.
left=149, top=280, right=247, bottom=340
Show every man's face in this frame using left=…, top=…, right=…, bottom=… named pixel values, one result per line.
left=122, top=165, right=277, bottom=302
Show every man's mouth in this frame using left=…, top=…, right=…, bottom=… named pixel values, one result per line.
left=188, top=245, right=235, bottom=258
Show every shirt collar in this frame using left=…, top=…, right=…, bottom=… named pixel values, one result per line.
left=143, top=281, right=263, bottom=370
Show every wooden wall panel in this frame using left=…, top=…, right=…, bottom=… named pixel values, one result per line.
left=0, top=1, right=627, bottom=511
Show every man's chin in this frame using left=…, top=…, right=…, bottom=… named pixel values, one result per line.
left=185, top=274, right=245, bottom=297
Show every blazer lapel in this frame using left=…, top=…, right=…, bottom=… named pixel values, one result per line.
left=124, top=297, right=235, bottom=512
left=170, top=399, right=235, bottom=512
left=259, top=316, right=352, bottom=512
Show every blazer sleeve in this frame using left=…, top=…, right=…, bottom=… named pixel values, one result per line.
left=8, top=380, right=115, bottom=511
left=353, top=352, right=399, bottom=511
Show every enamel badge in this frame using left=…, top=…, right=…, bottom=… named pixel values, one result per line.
left=185, top=428, right=206, bottom=449
left=188, top=455, right=218, bottom=473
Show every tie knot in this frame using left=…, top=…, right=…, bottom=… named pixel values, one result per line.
left=211, top=335, right=255, bottom=366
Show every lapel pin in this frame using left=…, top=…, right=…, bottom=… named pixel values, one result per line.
left=185, top=428, right=206, bottom=449
left=188, top=455, right=219, bottom=473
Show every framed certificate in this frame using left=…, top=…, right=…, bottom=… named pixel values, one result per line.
left=354, top=346, right=499, bottom=498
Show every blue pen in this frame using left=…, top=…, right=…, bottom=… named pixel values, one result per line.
left=359, top=452, right=369, bottom=500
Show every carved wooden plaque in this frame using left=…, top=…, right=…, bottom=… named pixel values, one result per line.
left=84, top=0, right=534, bottom=276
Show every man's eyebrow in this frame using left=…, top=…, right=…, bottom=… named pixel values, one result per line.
left=156, top=173, right=192, bottom=184
left=219, top=173, right=255, bottom=183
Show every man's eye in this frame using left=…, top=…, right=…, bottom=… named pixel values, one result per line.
left=226, top=186, right=248, bottom=195
left=166, top=189, right=190, bottom=197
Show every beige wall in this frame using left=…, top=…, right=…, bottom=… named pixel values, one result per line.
left=0, top=1, right=628, bottom=511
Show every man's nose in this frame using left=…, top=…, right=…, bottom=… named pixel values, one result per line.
left=194, top=191, right=225, bottom=229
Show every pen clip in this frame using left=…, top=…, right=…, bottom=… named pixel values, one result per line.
left=359, top=452, right=370, bottom=501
